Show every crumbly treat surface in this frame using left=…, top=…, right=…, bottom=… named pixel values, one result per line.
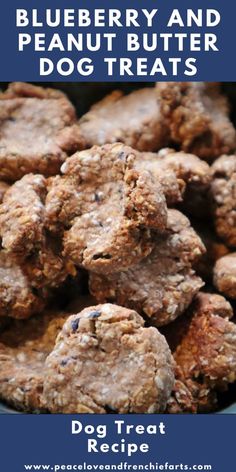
left=0, top=174, right=46, bottom=256
left=45, top=143, right=167, bottom=274
left=135, top=148, right=211, bottom=208
left=163, top=292, right=236, bottom=412
left=156, top=82, right=236, bottom=161
left=214, top=253, right=236, bottom=298
left=43, top=304, right=174, bottom=414
left=0, top=309, right=68, bottom=411
left=79, top=88, right=169, bottom=151
left=0, top=181, right=9, bottom=203
left=0, top=251, right=44, bottom=319
left=211, top=154, right=236, bottom=246
left=0, top=82, right=85, bottom=181
left=90, top=210, right=205, bottom=326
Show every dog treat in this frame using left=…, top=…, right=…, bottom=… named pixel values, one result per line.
left=211, top=154, right=236, bottom=247
left=163, top=292, right=236, bottom=412
left=43, top=304, right=174, bottom=414
left=214, top=253, right=236, bottom=298
left=45, top=143, right=168, bottom=274
left=79, top=88, right=169, bottom=151
left=156, top=82, right=236, bottom=161
left=0, top=251, right=44, bottom=319
left=0, top=174, right=47, bottom=256
left=135, top=148, right=211, bottom=208
left=0, top=82, right=85, bottom=181
left=90, top=210, right=205, bottom=326
left=0, top=309, right=69, bottom=411
left=0, top=181, right=9, bottom=204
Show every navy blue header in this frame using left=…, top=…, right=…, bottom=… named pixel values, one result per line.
left=0, top=0, right=235, bottom=81
left=0, top=414, right=235, bottom=471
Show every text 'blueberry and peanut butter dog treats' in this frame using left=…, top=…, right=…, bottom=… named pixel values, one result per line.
left=90, top=209, right=205, bottom=326
left=0, top=82, right=85, bottom=182
left=43, top=304, right=174, bottom=414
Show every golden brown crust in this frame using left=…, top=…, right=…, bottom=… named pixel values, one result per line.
left=156, top=82, right=236, bottom=161
left=0, top=82, right=85, bottom=181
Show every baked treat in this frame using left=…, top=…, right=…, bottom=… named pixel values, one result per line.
left=0, top=174, right=46, bottom=256
left=45, top=143, right=168, bottom=274
left=0, top=309, right=68, bottom=411
left=0, top=82, right=85, bottom=181
left=90, top=209, right=205, bottom=326
left=135, top=148, right=211, bottom=208
left=0, top=173, right=76, bottom=292
left=211, top=154, right=236, bottom=246
left=0, top=181, right=9, bottom=203
left=163, top=292, right=235, bottom=413
left=156, top=82, right=236, bottom=161
left=79, top=88, right=169, bottom=151
left=0, top=251, right=44, bottom=319
left=43, top=304, right=174, bottom=413
left=214, top=253, right=236, bottom=298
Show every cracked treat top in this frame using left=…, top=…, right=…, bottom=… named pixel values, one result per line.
left=43, top=304, right=174, bottom=414
left=213, top=253, right=236, bottom=299
left=79, top=88, right=169, bottom=151
left=90, top=209, right=205, bottom=326
left=0, top=82, right=85, bottom=181
left=211, top=154, right=236, bottom=247
left=45, top=143, right=168, bottom=273
left=156, top=82, right=236, bottom=161
left=163, top=292, right=236, bottom=412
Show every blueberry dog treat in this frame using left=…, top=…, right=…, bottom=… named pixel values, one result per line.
left=163, top=293, right=236, bottom=413
left=43, top=304, right=174, bottom=413
left=156, top=82, right=236, bottom=161
left=213, top=253, right=236, bottom=298
left=79, top=88, right=169, bottom=151
left=90, top=210, right=205, bottom=326
left=0, top=251, right=44, bottom=319
left=0, top=309, right=69, bottom=411
left=0, top=181, right=9, bottom=204
left=211, top=154, right=236, bottom=247
left=0, top=82, right=85, bottom=181
left=45, top=143, right=167, bottom=274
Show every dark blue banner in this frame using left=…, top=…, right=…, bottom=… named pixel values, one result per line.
left=0, top=414, right=235, bottom=472
left=0, top=0, right=235, bottom=81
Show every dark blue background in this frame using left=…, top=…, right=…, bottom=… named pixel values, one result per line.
left=0, top=414, right=235, bottom=471
left=0, top=0, right=235, bottom=81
